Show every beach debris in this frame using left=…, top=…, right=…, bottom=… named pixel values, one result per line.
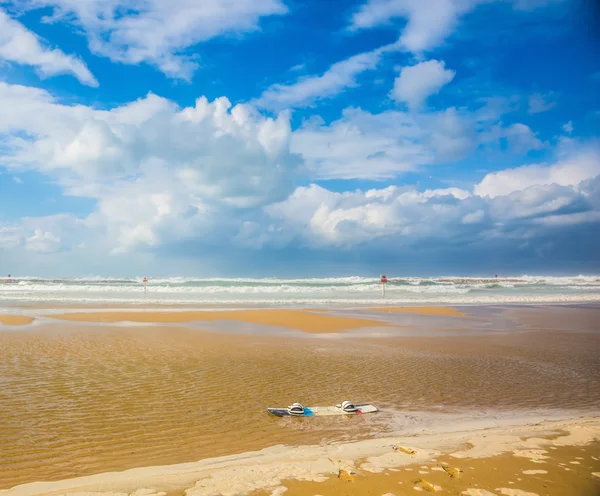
left=592, top=472, right=600, bottom=478
left=462, top=490, right=497, bottom=496
left=338, top=469, right=355, bottom=482
left=512, top=449, right=548, bottom=463
left=442, top=465, right=462, bottom=479
left=131, top=490, right=166, bottom=496
left=495, top=489, right=539, bottom=496
left=413, top=478, right=442, bottom=493
left=569, top=461, right=581, bottom=464
left=522, top=470, right=547, bottom=475
left=393, top=445, right=416, bottom=455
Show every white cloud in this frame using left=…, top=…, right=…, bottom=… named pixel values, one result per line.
left=474, top=145, right=600, bottom=198
left=349, top=0, right=565, bottom=54
left=264, top=183, right=480, bottom=247
left=291, top=108, right=430, bottom=179
left=5, top=0, right=287, bottom=80
left=13, top=176, right=23, bottom=184
left=262, top=147, right=600, bottom=248
left=255, top=43, right=399, bottom=111
left=562, top=121, right=574, bottom=134
left=390, top=59, right=455, bottom=109
left=0, top=8, right=98, bottom=86
left=503, top=123, right=544, bottom=153
left=528, top=92, right=556, bottom=114
left=349, top=0, right=478, bottom=54
left=0, top=82, right=302, bottom=252
left=290, top=102, right=526, bottom=180
left=25, top=228, right=61, bottom=253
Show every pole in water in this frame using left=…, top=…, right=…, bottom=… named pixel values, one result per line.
left=380, top=274, right=388, bottom=298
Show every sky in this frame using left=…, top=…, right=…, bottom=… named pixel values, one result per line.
left=0, top=0, right=599, bottom=277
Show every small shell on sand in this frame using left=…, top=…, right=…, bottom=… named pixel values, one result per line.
left=394, top=446, right=417, bottom=455
left=443, top=466, right=462, bottom=479
left=462, top=490, right=497, bottom=496
left=496, top=488, right=539, bottom=496
left=338, top=469, right=355, bottom=482
left=413, top=479, right=442, bottom=493
left=592, top=472, right=600, bottom=478
left=522, top=470, right=547, bottom=475
left=569, top=461, right=581, bottom=465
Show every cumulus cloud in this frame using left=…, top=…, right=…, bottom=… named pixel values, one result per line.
left=390, top=59, right=455, bottom=110
left=290, top=102, right=535, bottom=179
left=25, top=228, right=62, bottom=253
left=1, top=81, right=597, bottom=263
left=4, top=0, right=287, bottom=80
left=0, top=82, right=301, bottom=252
left=0, top=8, right=98, bottom=86
left=262, top=147, right=600, bottom=249
left=474, top=145, right=600, bottom=197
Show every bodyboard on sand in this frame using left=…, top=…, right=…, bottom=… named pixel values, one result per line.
left=267, top=404, right=378, bottom=417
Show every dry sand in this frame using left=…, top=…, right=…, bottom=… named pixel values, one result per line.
left=45, top=306, right=465, bottom=333
left=1, top=417, right=599, bottom=496
left=0, top=315, right=34, bottom=326
left=46, top=309, right=390, bottom=333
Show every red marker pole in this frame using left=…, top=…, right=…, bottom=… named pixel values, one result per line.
left=380, top=274, right=388, bottom=298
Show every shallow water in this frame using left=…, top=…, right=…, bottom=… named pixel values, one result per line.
left=1, top=307, right=599, bottom=489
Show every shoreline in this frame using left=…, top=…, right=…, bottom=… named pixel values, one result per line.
left=2, top=414, right=599, bottom=496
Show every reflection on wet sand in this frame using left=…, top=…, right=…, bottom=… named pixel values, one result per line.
left=1, top=305, right=599, bottom=490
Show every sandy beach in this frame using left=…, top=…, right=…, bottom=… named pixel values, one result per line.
left=0, top=315, right=35, bottom=326
left=1, top=304, right=599, bottom=495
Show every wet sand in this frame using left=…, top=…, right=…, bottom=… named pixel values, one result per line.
left=366, top=306, right=466, bottom=317
left=1, top=304, right=599, bottom=493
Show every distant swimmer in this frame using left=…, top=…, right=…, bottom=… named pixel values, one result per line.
left=143, top=276, right=148, bottom=293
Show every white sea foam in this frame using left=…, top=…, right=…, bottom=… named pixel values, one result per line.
left=1, top=275, right=599, bottom=305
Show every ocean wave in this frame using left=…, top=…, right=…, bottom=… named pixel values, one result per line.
left=1, top=274, right=599, bottom=305
left=0, top=293, right=599, bottom=305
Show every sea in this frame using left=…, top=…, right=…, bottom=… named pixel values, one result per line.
left=1, top=274, right=599, bottom=306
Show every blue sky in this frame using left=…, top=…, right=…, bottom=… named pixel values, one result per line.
left=0, top=0, right=599, bottom=277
